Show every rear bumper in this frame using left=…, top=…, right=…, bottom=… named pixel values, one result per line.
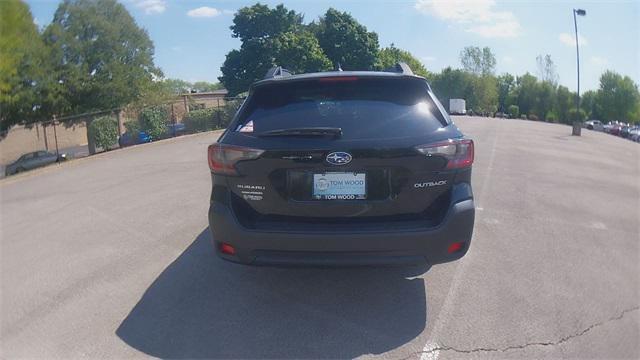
left=208, top=184, right=475, bottom=266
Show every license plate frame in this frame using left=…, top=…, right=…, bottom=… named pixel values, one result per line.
left=312, top=172, right=366, bottom=200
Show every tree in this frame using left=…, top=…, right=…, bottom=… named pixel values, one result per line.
left=220, top=4, right=305, bottom=96
left=514, top=73, right=538, bottom=116
left=468, top=75, right=498, bottom=114
left=220, top=41, right=276, bottom=96
left=192, top=81, right=224, bottom=93
left=430, top=67, right=473, bottom=110
left=313, top=8, right=379, bottom=70
left=230, top=3, right=302, bottom=42
left=162, top=79, right=192, bottom=95
left=580, top=90, right=599, bottom=119
left=273, top=31, right=332, bottom=74
left=460, top=46, right=496, bottom=76
left=534, top=81, right=556, bottom=120
left=595, top=70, right=640, bottom=122
left=377, top=44, right=429, bottom=77
left=536, top=54, right=559, bottom=86
left=555, top=85, right=574, bottom=124
left=42, top=0, right=162, bottom=114
left=0, top=0, right=49, bottom=132
left=496, top=73, right=515, bottom=113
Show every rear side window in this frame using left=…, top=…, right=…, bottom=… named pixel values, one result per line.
left=237, top=77, right=447, bottom=140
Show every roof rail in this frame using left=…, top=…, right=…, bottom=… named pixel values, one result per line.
left=384, top=62, right=414, bottom=75
left=264, top=66, right=293, bottom=79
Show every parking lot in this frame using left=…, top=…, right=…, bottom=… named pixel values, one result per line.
left=1, top=117, right=638, bottom=359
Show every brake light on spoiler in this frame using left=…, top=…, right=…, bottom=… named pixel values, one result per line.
left=415, top=138, right=474, bottom=169
left=208, top=143, right=264, bottom=176
left=318, top=76, right=359, bottom=82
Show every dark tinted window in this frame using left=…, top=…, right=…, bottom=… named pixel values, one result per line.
left=20, top=153, right=36, bottom=161
left=238, top=77, right=447, bottom=140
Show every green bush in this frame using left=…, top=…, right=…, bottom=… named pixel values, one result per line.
left=220, top=99, right=243, bottom=127
left=88, top=116, right=118, bottom=151
left=124, top=120, right=141, bottom=134
left=568, top=108, right=587, bottom=122
left=527, top=113, right=539, bottom=121
left=508, top=105, right=519, bottom=119
left=545, top=111, right=558, bottom=123
left=183, top=100, right=245, bottom=132
left=139, top=106, right=169, bottom=139
left=184, top=108, right=216, bottom=132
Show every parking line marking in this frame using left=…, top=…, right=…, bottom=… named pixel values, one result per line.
left=420, top=120, right=501, bottom=354
left=420, top=342, right=440, bottom=360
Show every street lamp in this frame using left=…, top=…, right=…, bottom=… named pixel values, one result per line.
left=572, top=8, right=586, bottom=135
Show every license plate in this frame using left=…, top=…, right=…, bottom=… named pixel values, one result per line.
left=313, top=172, right=366, bottom=200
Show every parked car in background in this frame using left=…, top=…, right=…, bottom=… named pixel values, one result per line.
left=5, top=150, right=67, bottom=176
left=118, top=130, right=152, bottom=147
left=164, top=123, right=186, bottom=138
left=605, top=122, right=623, bottom=136
left=584, top=120, right=604, bottom=131
left=628, top=127, right=640, bottom=142
left=620, top=126, right=632, bottom=138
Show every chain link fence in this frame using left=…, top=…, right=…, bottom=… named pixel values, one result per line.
left=0, top=96, right=244, bottom=178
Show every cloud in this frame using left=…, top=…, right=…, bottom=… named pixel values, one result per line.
left=414, top=0, right=521, bottom=38
left=559, top=32, right=588, bottom=47
left=132, top=0, right=166, bottom=14
left=590, top=56, right=609, bottom=66
left=187, top=6, right=221, bottom=18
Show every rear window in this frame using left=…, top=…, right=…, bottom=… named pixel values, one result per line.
left=236, top=77, right=447, bottom=140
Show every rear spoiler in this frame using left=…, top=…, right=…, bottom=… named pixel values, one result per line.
left=263, top=62, right=415, bottom=79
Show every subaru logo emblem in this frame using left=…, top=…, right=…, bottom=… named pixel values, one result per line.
left=326, top=152, right=352, bottom=165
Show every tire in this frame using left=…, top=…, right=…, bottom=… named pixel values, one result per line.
left=587, top=125, right=593, bottom=130
left=15, top=167, right=25, bottom=174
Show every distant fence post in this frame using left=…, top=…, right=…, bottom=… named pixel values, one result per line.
left=86, top=117, right=96, bottom=155
left=43, top=123, right=49, bottom=151
left=116, top=110, right=124, bottom=136
left=183, top=95, right=189, bottom=115
left=52, top=116, right=60, bottom=160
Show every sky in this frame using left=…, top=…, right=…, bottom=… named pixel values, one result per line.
left=26, top=0, right=640, bottom=92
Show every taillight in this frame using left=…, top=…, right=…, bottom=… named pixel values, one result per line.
left=415, top=138, right=474, bottom=169
left=207, top=143, right=264, bottom=176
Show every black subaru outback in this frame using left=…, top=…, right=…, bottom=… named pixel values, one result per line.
left=208, top=63, right=475, bottom=266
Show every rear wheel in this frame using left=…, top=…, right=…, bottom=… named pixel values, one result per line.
left=587, top=125, right=593, bottom=130
left=15, top=167, right=25, bottom=174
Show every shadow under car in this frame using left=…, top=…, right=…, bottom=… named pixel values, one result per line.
left=116, top=228, right=429, bottom=359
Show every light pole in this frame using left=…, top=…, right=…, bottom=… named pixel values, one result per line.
left=572, top=8, right=586, bottom=135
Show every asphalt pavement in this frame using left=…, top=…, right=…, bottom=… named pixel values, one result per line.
left=1, top=117, right=638, bottom=359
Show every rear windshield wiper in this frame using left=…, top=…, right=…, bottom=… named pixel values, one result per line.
left=257, top=127, right=342, bottom=138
